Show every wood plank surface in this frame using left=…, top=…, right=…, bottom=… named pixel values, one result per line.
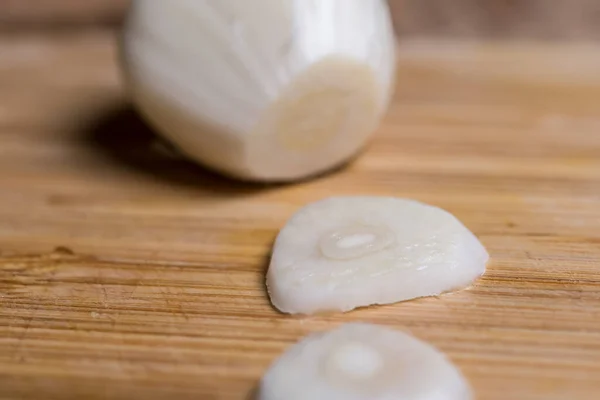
left=1, top=32, right=600, bottom=400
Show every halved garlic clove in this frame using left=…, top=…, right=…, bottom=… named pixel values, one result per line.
left=258, top=323, right=473, bottom=400
left=120, top=0, right=397, bottom=182
left=267, top=197, right=489, bottom=314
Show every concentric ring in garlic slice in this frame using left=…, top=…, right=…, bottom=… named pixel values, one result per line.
left=266, top=197, right=489, bottom=314
left=319, top=224, right=396, bottom=260
left=258, top=323, right=473, bottom=400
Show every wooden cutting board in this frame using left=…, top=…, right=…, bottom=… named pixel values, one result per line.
left=1, top=32, right=600, bottom=400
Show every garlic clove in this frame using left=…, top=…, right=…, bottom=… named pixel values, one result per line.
left=267, top=197, right=489, bottom=315
left=258, top=323, right=473, bottom=400
left=120, top=0, right=397, bottom=182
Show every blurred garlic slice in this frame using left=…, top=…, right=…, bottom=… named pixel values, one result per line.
left=120, top=0, right=397, bottom=181
left=267, top=197, right=488, bottom=314
left=258, top=323, right=473, bottom=400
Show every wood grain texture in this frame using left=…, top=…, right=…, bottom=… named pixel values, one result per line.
left=1, top=32, right=600, bottom=400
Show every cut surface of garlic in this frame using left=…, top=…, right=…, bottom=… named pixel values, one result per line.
left=319, top=224, right=396, bottom=260
left=120, top=0, right=397, bottom=181
left=267, top=197, right=489, bottom=314
left=258, top=323, right=473, bottom=400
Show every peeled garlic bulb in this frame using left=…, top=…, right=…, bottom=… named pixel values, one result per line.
left=267, top=197, right=488, bottom=314
left=120, top=0, right=396, bottom=181
left=259, top=323, right=473, bottom=400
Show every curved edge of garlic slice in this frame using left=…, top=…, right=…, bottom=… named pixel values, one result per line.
left=258, top=323, right=473, bottom=400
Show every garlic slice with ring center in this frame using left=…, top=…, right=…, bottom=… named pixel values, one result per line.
left=258, top=323, right=473, bottom=400
left=267, top=197, right=489, bottom=315
left=319, top=225, right=396, bottom=260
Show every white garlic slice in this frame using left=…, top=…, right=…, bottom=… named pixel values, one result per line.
left=267, top=197, right=489, bottom=314
left=120, top=0, right=397, bottom=182
left=258, top=323, right=473, bottom=400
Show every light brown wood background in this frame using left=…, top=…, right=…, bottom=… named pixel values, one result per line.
left=2, top=1, right=600, bottom=400
left=2, top=0, right=600, bottom=40
left=1, top=30, right=600, bottom=399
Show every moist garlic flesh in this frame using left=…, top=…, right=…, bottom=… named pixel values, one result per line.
left=259, top=323, right=473, bottom=400
left=267, top=197, right=489, bottom=314
left=120, top=0, right=397, bottom=181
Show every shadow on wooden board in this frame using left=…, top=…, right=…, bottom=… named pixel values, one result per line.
left=81, top=103, right=272, bottom=196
